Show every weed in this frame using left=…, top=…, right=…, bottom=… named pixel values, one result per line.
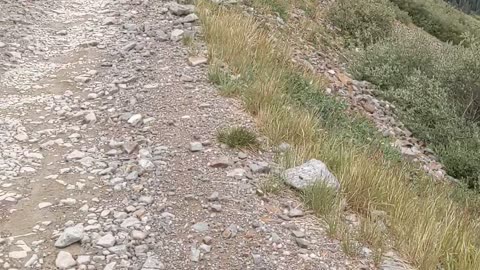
left=217, top=127, right=258, bottom=148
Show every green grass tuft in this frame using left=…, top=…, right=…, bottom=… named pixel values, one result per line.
left=217, top=127, right=258, bottom=148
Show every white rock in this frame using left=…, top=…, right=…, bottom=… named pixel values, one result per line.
left=96, top=234, right=116, bottom=248
left=128, top=114, right=143, bottom=125
left=38, top=202, right=52, bottom=209
left=139, top=159, right=155, bottom=170
left=66, top=150, right=86, bottom=160
left=9, top=251, right=28, bottom=259
left=84, top=111, right=97, bottom=123
left=55, top=251, right=77, bottom=269
left=284, top=159, right=340, bottom=190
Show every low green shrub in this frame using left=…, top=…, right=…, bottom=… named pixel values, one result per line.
left=349, top=26, right=480, bottom=186
left=217, top=127, right=258, bottom=148
left=389, top=0, right=480, bottom=44
left=327, top=0, right=396, bottom=47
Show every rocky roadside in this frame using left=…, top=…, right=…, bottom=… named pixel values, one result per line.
left=0, top=0, right=377, bottom=269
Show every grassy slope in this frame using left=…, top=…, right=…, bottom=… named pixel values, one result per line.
left=197, top=1, right=480, bottom=269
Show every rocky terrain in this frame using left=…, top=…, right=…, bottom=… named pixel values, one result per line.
left=0, top=0, right=385, bottom=269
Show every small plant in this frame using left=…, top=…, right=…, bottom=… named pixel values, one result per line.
left=259, top=174, right=285, bottom=194
left=217, top=127, right=258, bottom=148
left=302, top=181, right=338, bottom=216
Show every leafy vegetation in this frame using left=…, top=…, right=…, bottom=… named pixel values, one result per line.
left=197, top=1, right=480, bottom=268
left=349, top=26, right=480, bottom=188
left=388, top=0, right=480, bottom=44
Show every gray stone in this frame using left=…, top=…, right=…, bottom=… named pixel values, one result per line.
left=168, top=2, right=195, bottom=16
left=249, top=161, right=270, bottom=174
left=56, top=251, right=77, bottom=269
left=122, top=42, right=137, bottom=52
left=55, top=224, right=84, bottom=248
left=96, top=234, right=115, bottom=248
left=139, top=159, right=155, bottom=170
left=190, top=246, right=200, bottom=262
left=121, top=216, right=140, bottom=228
left=284, top=159, right=340, bottom=190
left=192, top=222, right=209, bottom=233
left=128, top=114, right=143, bottom=125
left=295, top=238, right=309, bottom=248
left=209, top=156, right=232, bottom=168
left=288, top=208, right=304, bottom=218
left=155, top=30, right=169, bottom=41
left=190, top=142, right=203, bottom=152
left=291, top=230, right=305, bottom=238
left=170, top=29, right=184, bottom=41
left=142, top=255, right=165, bottom=270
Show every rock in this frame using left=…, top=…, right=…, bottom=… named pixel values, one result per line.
left=227, top=168, right=246, bottom=178
left=56, top=251, right=77, bottom=269
left=288, top=208, right=304, bottom=218
left=209, top=156, right=232, bottom=168
left=96, top=234, right=115, bottom=248
left=190, top=142, right=203, bottom=152
left=249, top=162, right=270, bottom=174
left=210, top=204, right=222, bottom=212
left=142, top=255, right=165, bottom=270
left=9, top=251, right=28, bottom=259
left=278, top=142, right=291, bottom=152
left=14, top=132, right=29, bottom=142
left=291, top=230, right=305, bottom=238
left=77, top=255, right=91, bottom=264
left=203, top=236, right=213, bottom=245
left=84, top=111, right=97, bottom=123
left=103, top=17, right=116, bottom=25
left=192, top=222, right=209, bottom=233
left=188, top=56, right=208, bottom=66
left=55, top=224, right=84, bottom=248
left=128, top=114, right=143, bottom=125
left=208, top=192, right=219, bottom=201
left=170, top=29, right=184, bottom=41
left=155, top=30, right=169, bottom=41
left=66, top=150, right=86, bottom=160
left=222, top=224, right=238, bottom=238
left=139, top=159, right=155, bottom=170
left=131, top=230, right=147, bottom=240
left=104, top=262, right=117, bottom=270
left=122, top=42, right=137, bottom=52
left=38, top=202, right=52, bottom=209
left=295, top=238, right=309, bottom=248
left=284, top=159, right=340, bottom=190
left=123, top=141, right=139, bottom=154
left=181, top=13, right=198, bottom=23
left=168, top=2, right=195, bottom=16
left=190, top=246, right=201, bottom=262
left=121, top=216, right=140, bottom=228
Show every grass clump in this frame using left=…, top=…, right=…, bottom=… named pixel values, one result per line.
left=197, top=1, right=480, bottom=268
left=217, top=127, right=258, bottom=148
left=327, top=0, right=396, bottom=47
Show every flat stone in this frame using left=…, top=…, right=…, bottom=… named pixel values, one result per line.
left=288, top=208, right=304, bottom=218
left=295, top=238, right=310, bottom=248
left=9, top=250, right=28, bottom=259
left=131, top=230, right=147, bottom=240
left=192, top=222, right=209, bottom=233
left=209, top=156, right=232, bottom=168
left=121, top=217, right=140, bottom=228
left=168, top=2, right=195, bottom=15
left=38, top=202, right=52, bottom=209
left=291, top=230, right=305, bottom=238
left=66, top=150, right=86, bottom=160
left=170, top=29, right=184, bottom=41
left=188, top=56, right=208, bottom=66
left=189, top=142, right=203, bottom=152
left=96, top=234, right=116, bottom=248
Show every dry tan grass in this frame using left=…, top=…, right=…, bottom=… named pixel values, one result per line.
left=197, top=1, right=480, bottom=269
